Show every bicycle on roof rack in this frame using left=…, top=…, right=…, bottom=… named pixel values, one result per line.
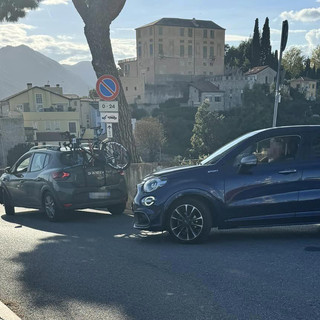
left=62, top=128, right=130, bottom=171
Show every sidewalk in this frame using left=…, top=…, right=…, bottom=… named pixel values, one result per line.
left=0, top=301, right=21, bottom=320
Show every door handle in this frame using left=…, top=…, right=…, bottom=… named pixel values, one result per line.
left=278, top=169, right=297, bottom=174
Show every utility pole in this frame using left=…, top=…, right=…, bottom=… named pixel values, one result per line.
left=272, top=20, right=288, bottom=127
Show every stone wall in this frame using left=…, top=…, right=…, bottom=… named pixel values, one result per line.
left=0, top=116, right=26, bottom=167
left=143, top=82, right=186, bottom=105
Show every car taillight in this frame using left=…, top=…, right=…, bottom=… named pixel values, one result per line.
left=119, top=170, right=125, bottom=176
left=52, top=171, right=71, bottom=179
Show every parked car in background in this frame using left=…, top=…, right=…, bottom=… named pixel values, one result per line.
left=0, top=146, right=128, bottom=221
left=132, top=125, right=320, bottom=243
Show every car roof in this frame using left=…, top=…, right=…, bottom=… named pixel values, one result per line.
left=253, top=125, right=320, bottom=136
left=27, top=147, right=72, bottom=156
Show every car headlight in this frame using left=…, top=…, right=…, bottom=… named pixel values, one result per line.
left=143, top=177, right=167, bottom=193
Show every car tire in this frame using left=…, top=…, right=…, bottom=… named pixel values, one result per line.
left=166, top=198, right=212, bottom=244
left=3, top=189, right=14, bottom=216
left=108, top=202, right=126, bottom=215
left=43, top=192, right=63, bottom=222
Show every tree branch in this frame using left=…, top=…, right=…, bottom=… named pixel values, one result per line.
left=72, top=0, right=89, bottom=23
left=106, top=0, right=126, bottom=21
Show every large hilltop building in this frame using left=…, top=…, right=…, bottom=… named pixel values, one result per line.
left=135, top=17, right=225, bottom=84
left=119, top=17, right=225, bottom=106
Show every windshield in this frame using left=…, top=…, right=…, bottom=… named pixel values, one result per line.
left=201, top=130, right=261, bottom=165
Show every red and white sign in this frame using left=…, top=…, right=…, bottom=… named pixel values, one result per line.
left=96, top=75, right=120, bottom=101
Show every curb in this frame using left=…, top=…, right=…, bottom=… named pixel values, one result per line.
left=0, top=301, right=21, bottom=320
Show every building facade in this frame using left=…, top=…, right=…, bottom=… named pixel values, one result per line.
left=188, top=80, right=224, bottom=111
left=244, top=66, right=277, bottom=90
left=0, top=84, right=85, bottom=143
left=118, top=58, right=144, bottom=105
left=211, top=67, right=247, bottom=110
left=290, top=77, right=317, bottom=101
left=118, top=17, right=225, bottom=106
left=136, top=18, right=225, bottom=85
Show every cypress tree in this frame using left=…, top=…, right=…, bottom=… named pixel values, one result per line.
left=272, top=50, right=278, bottom=71
left=312, top=65, right=316, bottom=79
left=260, top=17, right=272, bottom=66
left=251, top=18, right=260, bottom=67
left=304, top=58, right=311, bottom=78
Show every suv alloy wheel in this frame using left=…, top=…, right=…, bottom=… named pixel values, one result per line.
left=43, top=192, right=62, bottom=222
left=167, top=198, right=212, bottom=244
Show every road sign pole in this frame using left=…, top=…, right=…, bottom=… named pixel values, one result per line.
left=273, top=20, right=288, bottom=127
left=272, top=49, right=283, bottom=127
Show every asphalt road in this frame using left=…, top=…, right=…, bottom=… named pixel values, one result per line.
left=1, top=207, right=320, bottom=320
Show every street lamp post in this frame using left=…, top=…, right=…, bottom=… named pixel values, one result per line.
left=272, top=20, right=288, bottom=127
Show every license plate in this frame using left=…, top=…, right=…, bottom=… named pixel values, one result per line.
left=89, top=192, right=111, bottom=199
left=87, top=170, right=104, bottom=176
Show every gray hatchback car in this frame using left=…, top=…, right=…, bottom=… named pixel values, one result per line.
left=0, top=146, right=128, bottom=221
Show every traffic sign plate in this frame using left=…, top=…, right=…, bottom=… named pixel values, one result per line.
left=100, top=112, right=119, bottom=123
left=106, top=123, right=113, bottom=138
left=96, top=75, right=120, bottom=101
left=99, top=101, right=119, bottom=112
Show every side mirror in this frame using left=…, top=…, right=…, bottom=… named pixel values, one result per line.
left=240, top=154, right=258, bottom=167
left=4, top=166, right=11, bottom=174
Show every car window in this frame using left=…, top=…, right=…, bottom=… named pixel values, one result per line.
left=43, top=154, right=50, bottom=168
left=201, top=129, right=263, bottom=165
left=234, top=135, right=301, bottom=166
left=60, top=152, right=84, bottom=166
left=30, top=153, right=47, bottom=172
left=15, top=154, right=32, bottom=173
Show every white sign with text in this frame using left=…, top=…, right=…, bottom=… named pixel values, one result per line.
left=99, top=101, right=119, bottom=112
left=100, top=112, right=119, bottom=123
left=106, top=123, right=113, bottom=138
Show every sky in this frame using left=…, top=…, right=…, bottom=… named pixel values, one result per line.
left=0, top=0, right=319, bottom=65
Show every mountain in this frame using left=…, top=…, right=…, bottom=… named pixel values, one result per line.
left=0, top=45, right=93, bottom=99
left=62, top=61, right=97, bottom=89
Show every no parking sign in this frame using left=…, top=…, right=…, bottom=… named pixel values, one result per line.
left=96, top=75, right=120, bottom=101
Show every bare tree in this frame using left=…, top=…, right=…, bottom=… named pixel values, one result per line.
left=135, top=118, right=165, bottom=162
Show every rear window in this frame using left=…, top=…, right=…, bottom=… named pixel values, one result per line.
left=60, top=152, right=84, bottom=166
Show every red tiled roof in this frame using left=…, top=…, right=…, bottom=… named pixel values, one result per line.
left=245, top=66, right=272, bottom=75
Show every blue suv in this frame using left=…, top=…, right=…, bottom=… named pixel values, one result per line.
left=132, top=125, right=320, bottom=243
